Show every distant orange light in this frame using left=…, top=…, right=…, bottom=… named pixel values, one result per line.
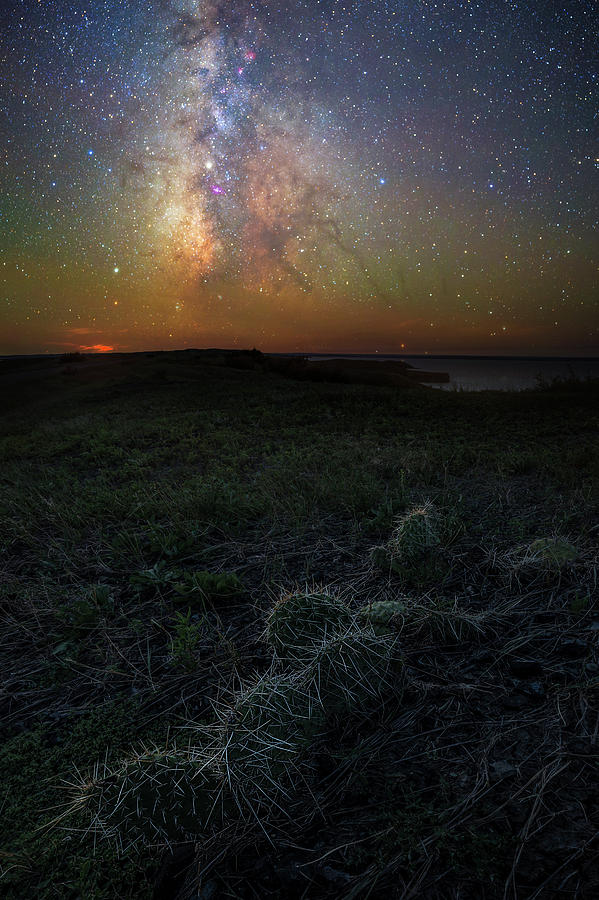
left=80, top=344, right=114, bottom=353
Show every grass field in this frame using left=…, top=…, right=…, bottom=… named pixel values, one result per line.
left=1, top=350, right=598, bottom=899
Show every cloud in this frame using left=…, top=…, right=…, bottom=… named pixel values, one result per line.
left=80, top=344, right=114, bottom=353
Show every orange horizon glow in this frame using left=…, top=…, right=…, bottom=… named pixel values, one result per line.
left=80, top=344, right=114, bottom=353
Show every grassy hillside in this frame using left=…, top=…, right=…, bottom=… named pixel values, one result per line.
left=1, top=351, right=598, bottom=899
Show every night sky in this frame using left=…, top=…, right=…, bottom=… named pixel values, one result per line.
left=1, top=0, right=597, bottom=355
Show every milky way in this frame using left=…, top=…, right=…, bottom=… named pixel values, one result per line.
left=1, top=0, right=597, bottom=354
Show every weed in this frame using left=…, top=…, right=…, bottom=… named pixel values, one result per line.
left=569, top=591, right=591, bottom=614
left=169, top=609, right=204, bottom=671
left=172, top=571, right=243, bottom=608
left=130, top=561, right=179, bottom=593
left=56, top=584, right=113, bottom=640
left=365, top=479, right=408, bottom=530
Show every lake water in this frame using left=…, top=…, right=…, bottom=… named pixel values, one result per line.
left=2, top=352, right=599, bottom=392
left=308, top=355, right=599, bottom=392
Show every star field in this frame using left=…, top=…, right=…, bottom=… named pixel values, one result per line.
left=1, top=0, right=597, bottom=354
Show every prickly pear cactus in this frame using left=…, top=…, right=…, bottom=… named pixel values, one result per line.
left=265, top=590, right=353, bottom=661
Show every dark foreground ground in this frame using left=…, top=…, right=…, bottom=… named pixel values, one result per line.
left=1, top=350, right=598, bottom=899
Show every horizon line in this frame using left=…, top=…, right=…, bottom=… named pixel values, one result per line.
left=2, top=347, right=599, bottom=362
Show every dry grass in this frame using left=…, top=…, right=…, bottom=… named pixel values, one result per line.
left=1, top=356, right=598, bottom=898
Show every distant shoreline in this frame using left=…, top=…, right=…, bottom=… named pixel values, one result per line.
left=304, top=353, right=599, bottom=362
left=1, top=350, right=598, bottom=362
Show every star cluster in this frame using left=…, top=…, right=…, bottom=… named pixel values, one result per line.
left=1, top=0, right=597, bottom=354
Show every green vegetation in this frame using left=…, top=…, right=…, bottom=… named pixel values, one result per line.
left=1, top=351, right=598, bottom=898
